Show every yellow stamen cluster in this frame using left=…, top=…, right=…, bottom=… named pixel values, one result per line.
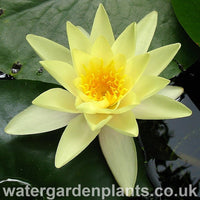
left=80, top=59, right=128, bottom=106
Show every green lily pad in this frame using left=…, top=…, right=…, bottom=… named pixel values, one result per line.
left=171, top=0, right=200, bottom=47
left=0, top=80, right=152, bottom=199
left=0, top=0, right=199, bottom=83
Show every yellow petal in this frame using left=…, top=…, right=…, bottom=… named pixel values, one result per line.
left=5, top=105, right=76, bottom=135
left=55, top=115, right=99, bottom=168
left=107, top=111, right=138, bottom=137
left=32, top=88, right=78, bottom=113
left=77, top=26, right=90, bottom=38
left=113, top=54, right=126, bottom=70
left=99, top=127, right=137, bottom=196
left=84, top=113, right=112, bottom=131
left=135, top=11, right=158, bottom=55
left=76, top=91, right=139, bottom=115
left=72, top=49, right=92, bottom=75
left=75, top=96, right=116, bottom=114
left=112, top=23, right=136, bottom=59
left=76, top=99, right=109, bottom=114
left=39, top=60, right=77, bottom=96
left=26, top=34, right=72, bottom=64
left=133, top=94, right=192, bottom=119
left=125, top=53, right=150, bottom=89
left=132, top=76, right=170, bottom=100
left=112, top=91, right=140, bottom=114
left=144, top=43, right=181, bottom=76
left=158, top=85, right=184, bottom=99
left=67, top=22, right=91, bottom=53
left=91, top=36, right=113, bottom=65
left=90, top=4, right=114, bottom=45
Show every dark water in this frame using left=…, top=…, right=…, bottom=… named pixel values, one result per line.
left=156, top=94, right=200, bottom=198
left=167, top=60, right=200, bottom=190
left=138, top=60, right=200, bottom=199
left=166, top=95, right=200, bottom=181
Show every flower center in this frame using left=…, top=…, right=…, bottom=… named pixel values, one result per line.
left=79, top=58, right=128, bottom=106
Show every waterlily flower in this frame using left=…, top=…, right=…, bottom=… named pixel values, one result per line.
left=5, top=4, right=191, bottom=196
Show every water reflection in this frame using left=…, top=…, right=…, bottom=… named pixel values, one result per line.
left=11, top=62, right=22, bottom=75
left=0, top=71, right=14, bottom=80
left=138, top=93, right=200, bottom=199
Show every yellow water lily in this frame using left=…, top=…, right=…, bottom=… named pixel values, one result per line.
left=5, top=4, right=191, bottom=196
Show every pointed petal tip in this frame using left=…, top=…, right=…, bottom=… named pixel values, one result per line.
left=55, top=147, right=71, bottom=169
left=55, top=160, right=63, bottom=169
left=26, top=34, right=45, bottom=43
left=169, top=42, right=181, bottom=50
left=96, top=3, right=108, bottom=20
left=180, top=86, right=184, bottom=93
left=55, top=142, right=76, bottom=169
left=185, top=107, right=192, bottom=117
left=4, top=124, right=19, bottom=135
left=133, top=130, right=139, bottom=137
left=166, top=79, right=171, bottom=85
left=123, top=188, right=135, bottom=197
left=26, top=34, right=31, bottom=40
left=124, top=129, right=139, bottom=138
left=178, top=87, right=184, bottom=95
left=148, top=10, right=158, bottom=19
left=94, top=3, right=107, bottom=19
left=129, top=22, right=137, bottom=29
left=26, top=33, right=34, bottom=39
left=4, top=126, right=10, bottom=134
left=26, top=34, right=37, bottom=43
left=148, top=11, right=158, bottom=26
left=85, top=114, right=112, bottom=131
left=39, top=60, right=53, bottom=66
left=25, top=34, right=72, bottom=63
left=67, top=21, right=91, bottom=53
left=152, top=10, right=158, bottom=15
left=39, top=60, right=45, bottom=66
left=4, top=122, right=20, bottom=135
left=175, top=42, right=181, bottom=50
left=98, top=3, right=105, bottom=10
left=140, top=10, right=158, bottom=23
left=133, top=94, right=192, bottom=120
left=158, top=86, right=184, bottom=99
left=66, top=21, right=71, bottom=25
left=66, top=21, right=74, bottom=29
left=130, top=126, right=139, bottom=137
left=133, top=22, right=136, bottom=27
left=97, top=4, right=108, bottom=17
left=66, top=21, right=79, bottom=33
left=66, top=21, right=74, bottom=34
left=179, top=106, right=192, bottom=118
left=91, top=3, right=114, bottom=45
left=32, top=99, right=36, bottom=104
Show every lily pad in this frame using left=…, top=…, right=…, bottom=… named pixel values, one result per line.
left=171, top=0, right=200, bottom=47
left=0, top=80, right=152, bottom=199
left=0, top=0, right=199, bottom=83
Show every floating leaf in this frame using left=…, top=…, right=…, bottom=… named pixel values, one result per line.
left=172, top=0, right=200, bottom=46
left=0, top=0, right=199, bottom=83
